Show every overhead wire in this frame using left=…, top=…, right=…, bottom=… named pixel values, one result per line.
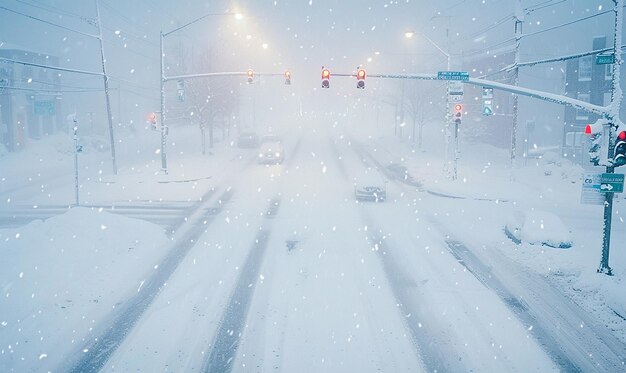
left=524, top=0, right=568, bottom=14
left=11, top=0, right=97, bottom=25
left=0, top=5, right=99, bottom=39
left=521, top=9, right=613, bottom=40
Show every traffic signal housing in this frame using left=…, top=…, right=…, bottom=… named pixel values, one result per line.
left=321, top=68, right=330, bottom=88
left=356, top=68, right=366, bottom=89
left=453, top=104, right=462, bottom=125
left=284, top=70, right=291, bottom=85
left=247, top=69, right=254, bottom=84
left=614, top=130, right=626, bottom=167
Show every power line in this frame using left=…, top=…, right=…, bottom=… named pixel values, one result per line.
left=11, top=0, right=97, bottom=25
left=0, top=5, right=99, bottom=39
left=521, top=9, right=613, bottom=40
left=0, top=85, right=103, bottom=94
left=457, top=37, right=516, bottom=58
left=454, top=13, right=514, bottom=45
left=12, top=75, right=102, bottom=90
left=0, top=57, right=104, bottom=76
left=100, top=0, right=156, bottom=46
left=524, top=0, right=568, bottom=14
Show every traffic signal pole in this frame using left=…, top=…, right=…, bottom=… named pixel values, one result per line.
left=598, top=0, right=624, bottom=276
left=159, top=30, right=168, bottom=174
left=95, top=0, right=118, bottom=175
left=511, top=0, right=523, bottom=180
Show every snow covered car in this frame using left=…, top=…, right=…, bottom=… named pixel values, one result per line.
left=354, top=173, right=387, bottom=202
left=504, top=210, right=572, bottom=249
left=258, top=141, right=284, bottom=164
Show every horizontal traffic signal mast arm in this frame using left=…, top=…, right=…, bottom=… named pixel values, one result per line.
left=468, top=76, right=608, bottom=117
left=333, top=71, right=609, bottom=118
left=164, top=71, right=288, bottom=82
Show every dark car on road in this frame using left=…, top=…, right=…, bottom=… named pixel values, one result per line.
left=237, top=132, right=259, bottom=148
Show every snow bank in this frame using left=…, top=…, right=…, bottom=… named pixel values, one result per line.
left=0, top=207, right=169, bottom=371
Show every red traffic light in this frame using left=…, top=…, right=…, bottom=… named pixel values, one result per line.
left=454, top=104, right=462, bottom=112
left=619, top=131, right=626, bottom=141
left=357, top=69, right=366, bottom=80
left=284, top=70, right=291, bottom=85
left=585, top=124, right=592, bottom=135
left=322, top=68, right=330, bottom=79
left=147, top=112, right=157, bottom=124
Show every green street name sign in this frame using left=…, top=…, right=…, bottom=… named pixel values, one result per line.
left=596, top=54, right=615, bottom=65
left=600, top=173, right=624, bottom=193
left=34, top=100, right=55, bottom=116
left=438, top=71, right=469, bottom=81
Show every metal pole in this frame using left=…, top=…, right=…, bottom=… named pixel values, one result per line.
left=400, top=79, right=405, bottom=138
left=511, top=0, right=524, bottom=178
left=453, top=118, right=459, bottom=180
left=444, top=34, right=452, bottom=178
left=73, top=118, right=80, bottom=206
left=95, top=0, right=117, bottom=175
left=598, top=0, right=623, bottom=276
left=159, top=30, right=168, bottom=174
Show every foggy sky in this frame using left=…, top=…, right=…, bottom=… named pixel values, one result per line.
left=0, top=0, right=621, bottom=144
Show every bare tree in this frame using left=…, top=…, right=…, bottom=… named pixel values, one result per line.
left=404, top=81, right=438, bottom=148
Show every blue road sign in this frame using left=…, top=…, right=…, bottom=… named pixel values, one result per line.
left=438, top=71, right=469, bottom=81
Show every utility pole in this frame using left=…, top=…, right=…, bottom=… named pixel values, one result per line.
left=159, top=30, right=168, bottom=174
left=73, top=117, right=80, bottom=206
left=95, top=0, right=117, bottom=175
left=511, top=0, right=524, bottom=178
left=598, top=0, right=624, bottom=276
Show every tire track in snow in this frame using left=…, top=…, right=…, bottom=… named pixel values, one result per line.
left=430, top=218, right=625, bottom=372
left=65, top=188, right=235, bottom=373
left=328, top=134, right=453, bottom=371
left=364, top=226, right=465, bottom=372
left=349, top=134, right=624, bottom=371
left=202, top=196, right=281, bottom=373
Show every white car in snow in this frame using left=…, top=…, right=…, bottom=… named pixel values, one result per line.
left=258, top=141, right=284, bottom=164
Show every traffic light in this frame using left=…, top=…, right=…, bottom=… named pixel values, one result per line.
left=614, top=130, right=626, bottom=167
left=453, top=104, right=462, bottom=125
left=585, top=123, right=604, bottom=166
left=482, top=100, right=493, bottom=116
left=147, top=112, right=157, bottom=124
left=321, top=68, right=330, bottom=89
left=356, top=68, right=366, bottom=89
left=284, top=70, right=291, bottom=85
left=247, top=69, right=254, bottom=84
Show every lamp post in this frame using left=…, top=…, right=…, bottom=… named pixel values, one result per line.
left=405, top=30, right=452, bottom=176
left=159, top=11, right=242, bottom=174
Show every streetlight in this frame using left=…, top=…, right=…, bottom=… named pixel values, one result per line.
left=404, top=30, right=453, bottom=176
left=159, top=11, right=242, bottom=174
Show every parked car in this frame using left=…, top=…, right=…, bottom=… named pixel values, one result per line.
left=237, top=132, right=259, bottom=148
left=258, top=141, right=284, bottom=164
left=354, top=172, right=387, bottom=202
